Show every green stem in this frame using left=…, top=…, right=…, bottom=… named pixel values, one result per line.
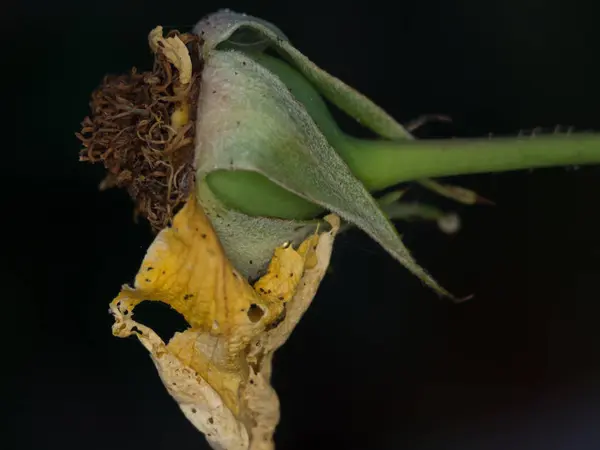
left=339, top=133, right=600, bottom=191
left=206, top=52, right=600, bottom=221
left=207, top=133, right=600, bottom=220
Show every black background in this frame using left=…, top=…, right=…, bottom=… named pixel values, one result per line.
left=4, top=1, right=600, bottom=449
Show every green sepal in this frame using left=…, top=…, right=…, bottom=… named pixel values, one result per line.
left=194, top=9, right=413, bottom=140
left=193, top=47, right=454, bottom=297
left=195, top=180, right=324, bottom=280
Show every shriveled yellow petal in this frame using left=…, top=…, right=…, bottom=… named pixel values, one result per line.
left=253, top=247, right=303, bottom=304
left=168, top=330, right=244, bottom=416
left=109, top=196, right=323, bottom=414
left=244, top=215, right=340, bottom=449
left=112, top=195, right=264, bottom=337
left=148, top=26, right=192, bottom=85
left=111, top=196, right=274, bottom=416
left=297, top=234, right=319, bottom=269
left=253, top=234, right=320, bottom=304
left=109, top=306, right=250, bottom=449
left=109, top=193, right=341, bottom=450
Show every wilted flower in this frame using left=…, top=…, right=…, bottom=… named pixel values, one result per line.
left=77, top=9, right=600, bottom=450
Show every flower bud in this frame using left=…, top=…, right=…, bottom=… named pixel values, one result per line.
left=192, top=10, right=454, bottom=297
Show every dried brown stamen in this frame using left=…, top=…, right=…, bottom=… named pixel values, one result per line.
left=77, top=30, right=203, bottom=231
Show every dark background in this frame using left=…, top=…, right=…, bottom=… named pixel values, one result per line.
left=3, top=1, right=600, bottom=449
